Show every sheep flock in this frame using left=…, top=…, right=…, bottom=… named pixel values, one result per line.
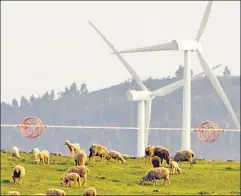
left=3, top=141, right=201, bottom=195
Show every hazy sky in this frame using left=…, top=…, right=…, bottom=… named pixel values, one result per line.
left=1, top=1, right=240, bottom=103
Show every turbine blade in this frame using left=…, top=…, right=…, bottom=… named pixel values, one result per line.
left=144, top=100, right=152, bottom=147
left=151, top=64, right=221, bottom=97
left=197, top=50, right=240, bottom=129
left=195, top=1, right=213, bottom=41
left=89, top=21, right=148, bottom=91
left=111, top=41, right=177, bottom=54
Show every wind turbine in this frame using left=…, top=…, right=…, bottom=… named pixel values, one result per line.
left=89, top=21, right=222, bottom=157
left=109, top=1, right=240, bottom=151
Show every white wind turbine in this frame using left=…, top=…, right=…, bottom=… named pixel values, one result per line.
left=89, top=21, right=222, bottom=157
left=109, top=1, right=240, bottom=152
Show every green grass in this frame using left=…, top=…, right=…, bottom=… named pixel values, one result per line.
left=1, top=151, right=240, bottom=195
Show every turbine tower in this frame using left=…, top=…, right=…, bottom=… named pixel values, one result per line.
left=89, top=21, right=222, bottom=157
left=110, top=1, right=240, bottom=151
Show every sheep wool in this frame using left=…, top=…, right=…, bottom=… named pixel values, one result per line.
left=11, top=146, right=20, bottom=159
left=75, top=150, right=87, bottom=166
left=34, top=150, right=50, bottom=165
left=8, top=191, right=20, bottom=195
left=106, top=151, right=126, bottom=164
left=60, top=172, right=81, bottom=188
left=45, top=188, right=66, bottom=196
left=151, top=156, right=161, bottom=168
left=12, top=165, right=25, bottom=185
left=145, top=145, right=155, bottom=163
left=65, top=140, right=81, bottom=157
left=66, top=166, right=90, bottom=186
left=83, top=187, right=97, bottom=196
left=173, top=150, right=195, bottom=169
left=140, top=167, right=171, bottom=186
left=89, top=144, right=108, bottom=163
left=153, top=146, right=171, bottom=165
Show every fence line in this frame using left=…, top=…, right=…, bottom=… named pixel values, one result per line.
left=0, top=124, right=240, bottom=132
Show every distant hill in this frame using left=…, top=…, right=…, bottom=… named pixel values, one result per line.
left=1, top=76, right=240, bottom=160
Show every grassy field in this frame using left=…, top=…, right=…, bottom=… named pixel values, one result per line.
left=1, top=151, right=240, bottom=195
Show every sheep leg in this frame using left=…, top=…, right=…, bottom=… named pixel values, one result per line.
left=167, top=178, right=171, bottom=186
left=77, top=177, right=81, bottom=188
left=149, top=157, right=152, bottom=164
left=82, top=175, right=87, bottom=186
left=163, top=179, right=166, bottom=186
left=47, top=157, right=49, bottom=165
left=153, top=180, right=156, bottom=186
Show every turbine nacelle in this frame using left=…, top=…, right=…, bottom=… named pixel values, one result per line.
left=127, top=90, right=152, bottom=101
left=174, top=40, right=202, bottom=51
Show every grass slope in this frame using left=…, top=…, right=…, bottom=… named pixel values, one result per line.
left=1, top=151, right=240, bottom=195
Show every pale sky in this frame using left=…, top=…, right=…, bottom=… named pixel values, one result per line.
left=1, top=1, right=240, bottom=104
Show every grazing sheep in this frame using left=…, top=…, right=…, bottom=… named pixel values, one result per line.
left=65, top=140, right=81, bottom=157
left=45, top=189, right=66, bottom=196
left=60, top=172, right=81, bottom=188
left=34, top=150, right=50, bottom=165
left=140, top=167, right=171, bottom=186
left=8, top=191, right=20, bottom=195
left=89, top=144, right=108, bottom=163
left=153, top=146, right=171, bottom=165
left=173, top=150, right=195, bottom=169
left=106, top=151, right=126, bottom=164
left=145, top=145, right=155, bottom=163
left=12, top=165, right=25, bottom=185
left=83, top=187, right=97, bottom=196
left=169, top=159, right=182, bottom=175
left=151, top=156, right=161, bottom=168
left=11, top=146, right=20, bottom=159
left=66, top=166, right=90, bottom=186
left=75, top=149, right=87, bottom=166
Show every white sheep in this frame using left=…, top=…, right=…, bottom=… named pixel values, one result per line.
left=11, top=146, right=20, bottom=159
left=65, top=140, right=81, bottom=157
left=140, top=167, right=171, bottom=186
left=32, top=147, right=40, bottom=155
left=169, top=160, right=182, bottom=175
left=34, top=150, right=50, bottom=165
left=45, top=188, right=66, bottom=196
left=12, top=165, right=25, bottom=185
left=106, top=151, right=126, bottom=164
left=75, top=149, right=87, bottom=166
left=66, top=166, right=90, bottom=186
left=83, top=187, right=97, bottom=196
left=8, top=191, right=20, bottom=195
left=60, top=172, right=81, bottom=188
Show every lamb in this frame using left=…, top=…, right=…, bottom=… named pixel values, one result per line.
left=151, top=156, right=161, bottom=168
left=75, top=149, right=87, bottom=166
left=12, top=165, right=25, bottom=185
left=66, top=166, right=90, bottom=186
left=169, top=159, right=182, bottom=175
left=83, top=187, right=97, bottom=196
left=106, top=151, right=126, bottom=164
left=8, top=191, right=20, bottom=195
left=145, top=145, right=155, bottom=163
left=34, top=150, right=50, bottom=165
left=60, top=172, right=81, bottom=188
left=45, top=189, right=66, bottom=196
left=89, top=144, right=108, bottom=163
left=65, top=140, right=81, bottom=157
left=153, top=146, right=171, bottom=165
left=173, top=150, right=195, bottom=169
left=139, top=167, right=171, bottom=186
left=11, top=146, right=20, bottom=159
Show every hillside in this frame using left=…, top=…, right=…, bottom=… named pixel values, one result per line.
left=1, top=151, right=240, bottom=195
left=1, top=76, right=240, bottom=160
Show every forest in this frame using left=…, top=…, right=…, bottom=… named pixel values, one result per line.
left=1, top=65, right=240, bottom=161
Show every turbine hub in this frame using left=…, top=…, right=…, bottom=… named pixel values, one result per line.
left=173, top=40, right=202, bottom=51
